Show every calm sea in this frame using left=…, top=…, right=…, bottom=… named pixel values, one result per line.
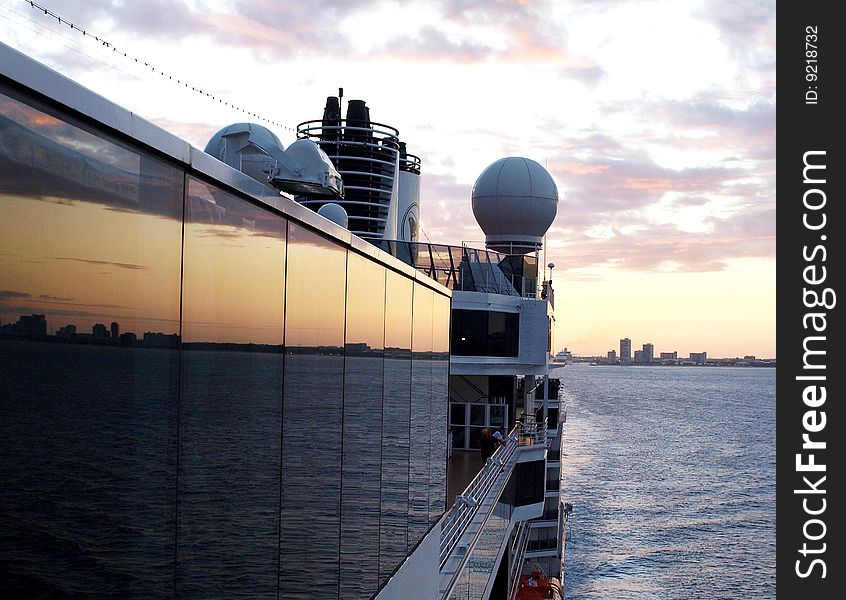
left=554, top=364, right=775, bottom=600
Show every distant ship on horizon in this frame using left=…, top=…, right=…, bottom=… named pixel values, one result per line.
left=552, top=348, right=572, bottom=364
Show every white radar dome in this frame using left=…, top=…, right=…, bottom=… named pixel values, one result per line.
left=471, top=157, right=558, bottom=254
left=317, top=203, right=349, bottom=229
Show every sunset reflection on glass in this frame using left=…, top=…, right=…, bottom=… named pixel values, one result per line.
left=380, top=270, right=413, bottom=578
left=409, top=285, right=434, bottom=545
left=177, top=177, right=286, bottom=596
left=280, top=223, right=346, bottom=600
left=1, top=88, right=182, bottom=596
left=340, top=252, right=386, bottom=597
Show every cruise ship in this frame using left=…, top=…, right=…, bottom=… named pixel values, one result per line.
left=0, top=42, right=568, bottom=599
left=552, top=349, right=573, bottom=365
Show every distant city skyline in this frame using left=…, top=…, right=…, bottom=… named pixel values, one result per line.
left=556, top=335, right=773, bottom=361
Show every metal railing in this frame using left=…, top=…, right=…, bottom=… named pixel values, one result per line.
left=516, top=413, right=549, bottom=447
left=439, top=419, right=548, bottom=568
left=507, top=520, right=531, bottom=600
left=377, top=241, right=540, bottom=298
left=439, top=433, right=517, bottom=567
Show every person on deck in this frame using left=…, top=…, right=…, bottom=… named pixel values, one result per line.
left=479, top=428, right=496, bottom=464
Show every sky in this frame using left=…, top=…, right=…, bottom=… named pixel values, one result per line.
left=0, top=0, right=776, bottom=358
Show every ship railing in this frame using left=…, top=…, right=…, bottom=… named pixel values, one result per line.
left=438, top=419, right=548, bottom=568
left=376, top=241, right=542, bottom=298
left=439, top=432, right=517, bottom=567
left=516, top=413, right=548, bottom=447
left=507, top=520, right=532, bottom=600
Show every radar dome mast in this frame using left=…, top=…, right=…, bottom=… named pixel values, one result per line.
left=471, top=157, right=558, bottom=255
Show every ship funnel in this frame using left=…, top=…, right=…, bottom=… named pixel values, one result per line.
left=297, top=93, right=418, bottom=242
left=397, top=142, right=421, bottom=243
left=323, top=96, right=341, bottom=122
left=345, top=100, right=371, bottom=142
left=321, top=96, right=341, bottom=143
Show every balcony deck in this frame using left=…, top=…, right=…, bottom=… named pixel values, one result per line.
left=447, top=450, right=484, bottom=508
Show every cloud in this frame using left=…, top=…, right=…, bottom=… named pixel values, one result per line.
left=539, top=124, right=774, bottom=274
left=436, top=0, right=568, bottom=59
left=150, top=118, right=220, bottom=150
left=673, top=195, right=709, bottom=207
left=0, top=290, right=30, bottom=301
left=197, top=0, right=383, bottom=57
left=652, top=98, right=776, bottom=157
left=415, top=172, right=479, bottom=245
left=35, top=0, right=201, bottom=40
left=551, top=204, right=775, bottom=274
left=380, top=25, right=496, bottom=62
left=559, top=65, right=605, bottom=85
left=372, top=0, right=597, bottom=66
left=549, top=154, right=745, bottom=224
left=49, top=257, right=148, bottom=270
left=696, top=0, right=776, bottom=73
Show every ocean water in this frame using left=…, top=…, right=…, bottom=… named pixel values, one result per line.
left=554, top=364, right=775, bottom=600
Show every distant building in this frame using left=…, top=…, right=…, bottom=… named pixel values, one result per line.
left=0, top=314, right=47, bottom=337
left=607, top=350, right=617, bottom=364
left=634, top=349, right=643, bottom=364
left=690, top=351, right=707, bottom=365
left=110, top=321, right=120, bottom=341
left=57, top=324, right=77, bottom=338
left=143, top=332, right=180, bottom=348
left=660, top=351, right=677, bottom=365
left=92, top=323, right=109, bottom=339
left=620, top=338, right=632, bottom=365
left=642, top=343, right=654, bottom=364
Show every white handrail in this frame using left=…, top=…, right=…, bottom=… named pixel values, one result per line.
left=438, top=419, right=547, bottom=567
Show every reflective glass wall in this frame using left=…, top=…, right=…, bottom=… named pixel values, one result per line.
left=340, top=252, right=385, bottom=597
left=0, top=87, right=183, bottom=598
left=379, top=271, right=413, bottom=583
left=431, top=294, right=451, bottom=524
left=0, top=81, right=450, bottom=599
left=409, top=286, right=433, bottom=545
left=280, top=223, right=347, bottom=599
left=178, top=178, right=287, bottom=597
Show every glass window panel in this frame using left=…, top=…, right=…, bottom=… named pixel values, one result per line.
left=450, top=403, right=466, bottom=426
left=469, top=427, right=485, bottom=453
left=177, top=177, right=285, bottom=597
left=470, top=405, right=486, bottom=426
left=429, top=293, right=450, bottom=524
left=451, top=426, right=467, bottom=449
left=340, top=252, right=385, bottom=598
left=451, top=309, right=486, bottom=356
left=0, top=88, right=181, bottom=596
left=408, top=285, right=433, bottom=547
left=280, top=223, right=346, bottom=599
left=490, top=406, right=506, bottom=427
left=451, top=309, right=518, bottom=357
left=379, top=270, right=413, bottom=583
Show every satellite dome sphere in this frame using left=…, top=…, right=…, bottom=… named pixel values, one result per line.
left=471, top=157, right=558, bottom=253
left=318, top=202, right=349, bottom=229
